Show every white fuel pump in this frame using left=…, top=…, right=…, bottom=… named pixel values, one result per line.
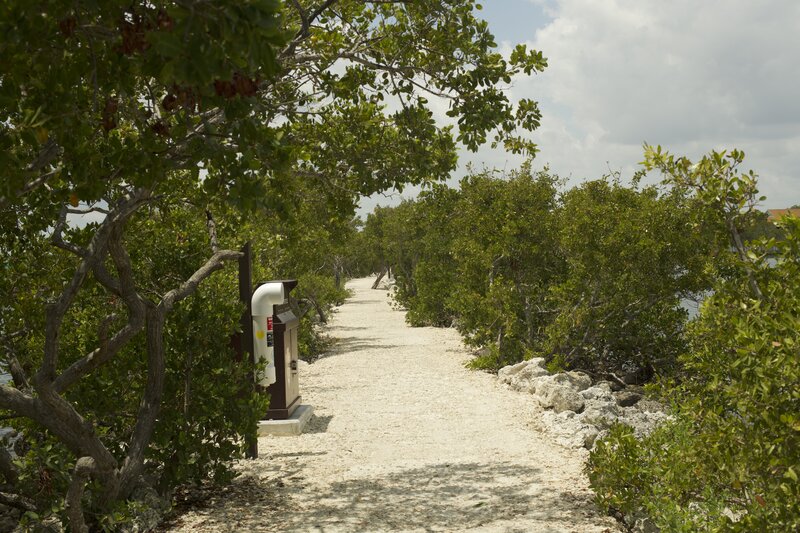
left=251, top=282, right=284, bottom=386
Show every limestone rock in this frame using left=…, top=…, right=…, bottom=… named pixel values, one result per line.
left=618, top=408, right=672, bottom=438
left=581, top=426, right=601, bottom=449
left=608, top=378, right=626, bottom=392
left=496, top=362, right=671, bottom=449
left=580, top=400, right=621, bottom=430
left=581, top=382, right=615, bottom=402
left=635, top=399, right=668, bottom=414
left=540, top=410, right=600, bottom=449
left=562, top=371, right=592, bottom=391
left=614, top=390, right=643, bottom=407
left=550, top=387, right=586, bottom=414
left=533, top=373, right=590, bottom=413
left=497, top=360, right=532, bottom=384
left=504, top=359, right=549, bottom=393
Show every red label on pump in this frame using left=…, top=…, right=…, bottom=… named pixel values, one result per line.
left=267, top=317, right=273, bottom=331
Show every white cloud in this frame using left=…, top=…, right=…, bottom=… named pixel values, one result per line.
left=359, top=0, right=800, bottom=216
left=508, top=0, right=800, bottom=204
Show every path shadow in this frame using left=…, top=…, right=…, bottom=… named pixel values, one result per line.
left=329, top=325, right=369, bottom=331
left=303, top=414, right=333, bottom=434
left=268, top=450, right=329, bottom=459
left=164, top=460, right=604, bottom=532
left=323, top=336, right=402, bottom=357
left=341, top=298, right=387, bottom=305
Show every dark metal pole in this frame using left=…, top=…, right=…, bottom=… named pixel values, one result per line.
left=238, top=242, right=258, bottom=459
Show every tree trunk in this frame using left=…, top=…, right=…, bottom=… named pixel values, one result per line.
left=66, top=457, right=95, bottom=533
left=333, top=257, right=343, bottom=289
left=372, top=265, right=387, bottom=289
left=496, top=326, right=504, bottom=364
left=312, top=298, right=328, bottom=324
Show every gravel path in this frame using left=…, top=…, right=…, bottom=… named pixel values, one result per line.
left=164, top=277, right=618, bottom=532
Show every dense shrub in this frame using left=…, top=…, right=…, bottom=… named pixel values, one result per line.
left=401, top=185, right=461, bottom=327
left=588, top=149, right=800, bottom=531
left=5, top=203, right=269, bottom=529
left=449, top=166, right=562, bottom=368
left=542, top=178, right=712, bottom=376
left=589, top=225, right=800, bottom=530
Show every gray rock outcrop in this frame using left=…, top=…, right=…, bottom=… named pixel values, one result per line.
left=533, top=372, right=591, bottom=413
left=497, top=361, right=670, bottom=450
left=499, top=358, right=549, bottom=393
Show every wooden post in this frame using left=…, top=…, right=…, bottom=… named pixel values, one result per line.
left=238, top=242, right=258, bottom=459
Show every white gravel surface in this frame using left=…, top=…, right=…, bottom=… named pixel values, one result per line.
left=164, top=277, right=619, bottom=532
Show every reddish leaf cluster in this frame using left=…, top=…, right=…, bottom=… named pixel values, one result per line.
left=102, top=97, right=119, bottom=132
left=149, top=119, right=170, bottom=137
left=117, top=11, right=151, bottom=55
left=162, top=85, right=199, bottom=113
left=156, top=9, right=174, bottom=31
left=116, top=9, right=173, bottom=56
left=58, top=16, right=77, bottom=37
left=214, top=72, right=260, bottom=99
left=39, top=467, right=54, bottom=495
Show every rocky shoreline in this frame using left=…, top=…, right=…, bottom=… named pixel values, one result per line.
left=497, top=358, right=670, bottom=450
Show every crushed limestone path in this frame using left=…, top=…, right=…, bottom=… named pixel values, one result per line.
left=165, top=277, right=618, bottom=532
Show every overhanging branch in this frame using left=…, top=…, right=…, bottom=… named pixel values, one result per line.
left=37, top=190, right=152, bottom=385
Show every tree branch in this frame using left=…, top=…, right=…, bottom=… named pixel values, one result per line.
left=37, top=190, right=151, bottom=385
left=0, top=385, right=36, bottom=420
left=8, top=358, right=30, bottom=391
left=280, top=0, right=338, bottom=59
left=54, top=226, right=147, bottom=392
left=92, top=262, right=123, bottom=296
left=205, top=210, right=219, bottom=253
left=51, top=205, right=88, bottom=257
left=33, top=385, right=119, bottom=479
left=67, top=206, right=110, bottom=215
left=65, top=457, right=95, bottom=533
left=160, top=249, right=243, bottom=312
left=0, top=491, right=36, bottom=512
left=52, top=320, right=143, bottom=394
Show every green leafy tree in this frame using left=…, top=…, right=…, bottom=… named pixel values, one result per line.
left=378, top=200, right=424, bottom=297
left=542, top=177, right=712, bottom=377
left=400, top=184, right=462, bottom=327
left=589, top=149, right=800, bottom=531
left=359, top=206, right=393, bottom=282
left=448, top=164, right=562, bottom=368
left=1, top=0, right=548, bottom=529
left=642, top=146, right=766, bottom=300
left=364, top=164, right=562, bottom=368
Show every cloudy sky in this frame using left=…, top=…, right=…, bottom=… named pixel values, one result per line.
left=361, top=0, right=800, bottom=214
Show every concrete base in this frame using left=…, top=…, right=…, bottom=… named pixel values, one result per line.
left=257, top=405, right=314, bottom=436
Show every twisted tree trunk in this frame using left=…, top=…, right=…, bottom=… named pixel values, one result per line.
left=0, top=192, right=243, bottom=529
